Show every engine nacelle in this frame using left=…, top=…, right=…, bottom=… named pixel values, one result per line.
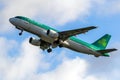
left=47, top=29, right=59, bottom=40
left=29, top=37, right=41, bottom=46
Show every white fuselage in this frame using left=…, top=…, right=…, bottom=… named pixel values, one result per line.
left=9, top=18, right=102, bottom=57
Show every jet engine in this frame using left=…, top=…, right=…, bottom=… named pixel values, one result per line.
left=29, top=37, right=41, bottom=46
left=47, top=29, right=59, bottom=40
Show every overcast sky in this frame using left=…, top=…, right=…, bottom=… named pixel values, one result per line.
left=0, top=0, right=120, bottom=80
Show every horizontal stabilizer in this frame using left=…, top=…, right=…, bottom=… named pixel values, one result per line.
left=97, top=48, right=117, bottom=54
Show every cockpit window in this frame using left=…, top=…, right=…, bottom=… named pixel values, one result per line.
left=15, top=16, right=23, bottom=19
left=15, top=16, right=28, bottom=21
left=14, top=16, right=38, bottom=25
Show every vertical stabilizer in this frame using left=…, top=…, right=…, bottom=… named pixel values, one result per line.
left=92, top=34, right=111, bottom=49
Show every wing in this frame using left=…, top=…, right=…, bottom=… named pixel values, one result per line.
left=59, top=26, right=97, bottom=41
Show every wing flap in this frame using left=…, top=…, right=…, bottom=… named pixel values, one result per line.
left=59, top=26, right=97, bottom=41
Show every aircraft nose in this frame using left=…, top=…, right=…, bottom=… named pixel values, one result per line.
left=9, top=18, right=14, bottom=23
left=9, top=17, right=18, bottom=26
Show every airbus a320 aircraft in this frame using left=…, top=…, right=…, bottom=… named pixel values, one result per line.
left=9, top=16, right=117, bottom=57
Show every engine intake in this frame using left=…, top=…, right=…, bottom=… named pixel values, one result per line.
left=47, top=29, right=59, bottom=40
left=29, top=37, right=41, bottom=46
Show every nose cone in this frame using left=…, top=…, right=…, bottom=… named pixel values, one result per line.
left=9, top=18, right=14, bottom=24
left=9, top=17, right=18, bottom=26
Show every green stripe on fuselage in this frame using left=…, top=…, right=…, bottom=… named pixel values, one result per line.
left=16, top=16, right=101, bottom=51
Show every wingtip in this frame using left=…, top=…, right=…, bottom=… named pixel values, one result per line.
left=90, top=26, right=98, bottom=29
left=113, top=48, right=118, bottom=51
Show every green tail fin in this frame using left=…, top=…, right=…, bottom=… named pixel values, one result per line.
left=92, top=34, right=111, bottom=49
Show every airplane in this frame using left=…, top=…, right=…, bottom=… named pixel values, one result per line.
left=9, top=16, right=117, bottom=57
